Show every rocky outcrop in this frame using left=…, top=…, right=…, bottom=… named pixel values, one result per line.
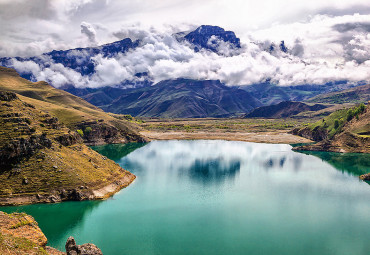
left=290, top=126, right=328, bottom=142
left=360, top=173, right=370, bottom=180
left=0, top=91, right=18, bottom=101
left=0, top=211, right=102, bottom=254
left=66, top=236, right=102, bottom=255
left=55, top=132, right=82, bottom=146
left=0, top=134, right=52, bottom=166
left=75, top=120, right=145, bottom=145
left=0, top=211, right=47, bottom=247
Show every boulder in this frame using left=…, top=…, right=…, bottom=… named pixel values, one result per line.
left=66, top=236, right=103, bottom=255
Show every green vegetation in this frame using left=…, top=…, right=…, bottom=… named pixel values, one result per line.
left=76, top=129, right=84, bottom=136
left=122, top=114, right=133, bottom=121
left=307, top=104, right=366, bottom=139
left=10, top=218, right=33, bottom=229
left=141, top=118, right=307, bottom=133
left=84, top=126, right=92, bottom=135
left=0, top=233, right=48, bottom=254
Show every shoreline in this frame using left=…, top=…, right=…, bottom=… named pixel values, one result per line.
left=0, top=174, right=136, bottom=206
left=140, top=130, right=313, bottom=144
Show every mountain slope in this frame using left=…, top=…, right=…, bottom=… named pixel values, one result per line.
left=0, top=91, right=135, bottom=205
left=293, top=103, right=369, bottom=153
left=102, top=79, right=262, bottom=118
left=307, top=84, right=370, bottom=104
left=245, top=101, right=327, bottom=118
left=183, top=25, right=241, bottom=52
left=240, top=82, right=359, bottom=105
left=0, top=66, right=146, bottom=145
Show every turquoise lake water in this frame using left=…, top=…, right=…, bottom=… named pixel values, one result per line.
left=2, top=140, right=370, bottom=255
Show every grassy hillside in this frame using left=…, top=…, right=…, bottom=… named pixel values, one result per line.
left=307, top=84, right=370, bottom=104
left=292, top=103, right=369, bottom=153
left=0, top=66, right=146, bottom=145
left=0, top=91, right=135, bottom=205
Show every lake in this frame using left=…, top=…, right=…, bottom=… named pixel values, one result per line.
left=2, top=140, right=370, bottom=255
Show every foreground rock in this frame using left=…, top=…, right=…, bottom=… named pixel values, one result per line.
left=0, top=211, right=63, bottom=254
left=0, top=211, right=103, bottom=254
left=66, top=237, right=102, bottom=255
left=0, top=91, right=135, bottom=205
left=360, top=173, right=370, bottom=180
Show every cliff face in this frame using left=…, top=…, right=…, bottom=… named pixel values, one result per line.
left=290, top=126, right=328, bottom=142
left=75, top=119, right=146, bottom=146
left=0, top=91, right=135, bottom=205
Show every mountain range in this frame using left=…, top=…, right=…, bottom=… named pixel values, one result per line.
left=0, top=25, right=368, bottom=118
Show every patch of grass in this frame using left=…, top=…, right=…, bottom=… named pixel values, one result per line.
left=10, top=219, right=33, bottom=229
left=140, top=118, right=308, bottom=133
left=0, top=233, right=47, bottom=255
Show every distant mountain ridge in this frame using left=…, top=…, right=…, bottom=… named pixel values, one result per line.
left=240, top=82, right=361, bottom=106
left=307, top=84, right=370, bottom=104
left=0, top=25, right=241, bottom=83
left=100, top=79, right=262, bottom=118
left=245, top=101, right=327, bottom=118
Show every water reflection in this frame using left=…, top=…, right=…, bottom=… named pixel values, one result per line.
left=297, top=151, right=370, bottom=176
left=261, top=155, right=303, bottom=172
left=2, top=200, right=103, bottom=243
left=2, top=140, right=370, bottom=255
left=90, top=142, right=147, bottom=161
left=187, top=158, right=241, bottom=183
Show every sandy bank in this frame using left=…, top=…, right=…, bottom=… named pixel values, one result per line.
left=141, top=130, right=312, bottom=144
left=0, top=174, right=136, bottom=206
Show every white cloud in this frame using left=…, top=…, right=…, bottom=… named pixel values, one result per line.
left=1, top=3, right=370, bottom=88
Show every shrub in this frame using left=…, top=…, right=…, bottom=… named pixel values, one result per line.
left=334, top=119, right=339, bottom=129
left=84, top=126, right=92, bottom=135
left=359, top=103, right=366, bottom=112
left=346, top=109, right=354, bottom=121
left=123, top=114, right=133, bottom=121
left=76, top=129, right=84, bottom=136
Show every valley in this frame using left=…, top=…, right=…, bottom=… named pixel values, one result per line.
left=138, top=117, right=312, bottom=144
left=0, top=6, right=370, bottom=254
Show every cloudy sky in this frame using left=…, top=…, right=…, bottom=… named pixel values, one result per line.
left=0, top=0, right=370, bottom=87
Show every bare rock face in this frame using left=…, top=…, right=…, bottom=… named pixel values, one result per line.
left=66, top=236, right=103, bottom=255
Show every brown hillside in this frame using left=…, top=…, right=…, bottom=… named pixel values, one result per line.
left=0, top=66, right=146, bottom=145
left=0, top=91, right=135, bottom=205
